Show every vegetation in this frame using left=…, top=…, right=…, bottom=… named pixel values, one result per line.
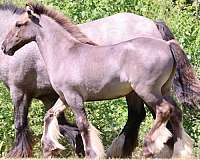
left=0, top=0, right=199, bottom=158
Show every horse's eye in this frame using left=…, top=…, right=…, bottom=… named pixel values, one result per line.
left=15, top=21, right=25, bottom=28
left=15, top=22, right=22, bottom=28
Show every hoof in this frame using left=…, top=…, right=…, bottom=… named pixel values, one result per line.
left=6, top=129, right=33, bottom=158
left=43, top=146, right=60, bottom=158
left=7, top=146, right=32, bottom=158
left=106, top=133, right=125, bottom=158
left=145, top=124, right=172, bottom=155
left=154, top=144, right=173, bottom=158
left=42, top=134, right=65, bottom=158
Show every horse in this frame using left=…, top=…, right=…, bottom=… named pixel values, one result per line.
left=0, top=3, right=147, bottom=158
left=2, top=3, right=197, bottom=159
left=0, top=3, right=85, bottom=158
left=0, top=3, right=199, bottom=158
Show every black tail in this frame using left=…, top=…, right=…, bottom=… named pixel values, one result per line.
left=169, top=40, right=200, bottom=109
left=154, top=20, right=175, bottom=41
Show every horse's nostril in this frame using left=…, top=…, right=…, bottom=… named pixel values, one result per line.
left=1, top=45, right=5, bottom=53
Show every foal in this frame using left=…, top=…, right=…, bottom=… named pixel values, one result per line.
left=2, top=4, right=193, bottom=159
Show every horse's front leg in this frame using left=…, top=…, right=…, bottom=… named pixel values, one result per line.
left=107, top=91, right=146, bottom=158
left=7, top=88, right=32, bottom=158
left=63, top=91, right=105, bottom=159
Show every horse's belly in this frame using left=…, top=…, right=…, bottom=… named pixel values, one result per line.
left=86, top=82, right=132, bottom=101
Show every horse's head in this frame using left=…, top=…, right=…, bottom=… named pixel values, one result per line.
left=1, top=4, right=40, bottom=56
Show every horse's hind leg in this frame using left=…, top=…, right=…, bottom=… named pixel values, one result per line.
left=145, top=97, right=173, bottom=157
left=134, top=86, right=173, bottom=157
left=107, top=91, right=146, bottom=158
left=7, top=88, right=32, bottom=158
left=166, top=98, right=193, bottom=158
left=161, top=77, right=193, bottom=158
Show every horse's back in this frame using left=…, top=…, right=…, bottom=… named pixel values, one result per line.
left=118, top=37, right=174, bottom=88
left=79, top=12, right=162, bottom=45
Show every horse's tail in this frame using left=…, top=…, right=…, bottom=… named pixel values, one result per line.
left=154, top=20, right=175, bottom=41
left=168, top=40, right=200, bottom=109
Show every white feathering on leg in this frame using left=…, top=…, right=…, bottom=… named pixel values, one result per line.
left=149, top=122, right=172, bottom=154
left=106, top=133, right=125, bottom=158
left=47, top=115, right=65, bottom=150
left=173, top=127, right=194, bottom=158
left=89, top=123, right=105, bottom=158
left=154, top=144, right=173, bottom=158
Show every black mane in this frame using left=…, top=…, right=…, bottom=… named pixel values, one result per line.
left=0, top=3, right=25, bottom=15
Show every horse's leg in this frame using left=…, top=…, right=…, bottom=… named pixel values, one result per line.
left=58, top=118, right=85, bottom=157
left=63, top=91, right=105, bottom=159
left=144, top=97, right=173, bottom=157
left=164, top=97, right=193, bottom=158
left=41, top=96, right=84, bottom=157
left=7, top=88, right=32, bottom=158
left=48, top=90, right=104, bottom=159
left=107, top=91, right=146, bottom=158
left=146, top=107, right=175, bottom=158
left=161, top=78, right=193, bottom=158
left=41, top=99, right=66, bottom=158
left=133, top=84, right=174, bottom=158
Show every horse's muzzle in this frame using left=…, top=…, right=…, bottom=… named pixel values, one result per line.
left=1, top=43, right=14, bottom=56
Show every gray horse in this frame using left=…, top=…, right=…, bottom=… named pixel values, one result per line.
left=2, top=4, right=196, bottom=159
left=0, top=3, right=85, bottom=157
left=0, top=3, right=199, bottom=158
left=0, top=4, right=147, bottom=158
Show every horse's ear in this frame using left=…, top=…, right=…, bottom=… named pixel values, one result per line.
left=26, top=4, right=40, bottom=21
left=26, top=4, right=34, bottom=17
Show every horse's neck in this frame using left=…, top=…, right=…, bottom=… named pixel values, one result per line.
left=36, top=16, right=79, bottom=68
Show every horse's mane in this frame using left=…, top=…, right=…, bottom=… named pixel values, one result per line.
left=0, top=3, right=25, bottom=15
left=28, top=3, right=97, bottom=45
